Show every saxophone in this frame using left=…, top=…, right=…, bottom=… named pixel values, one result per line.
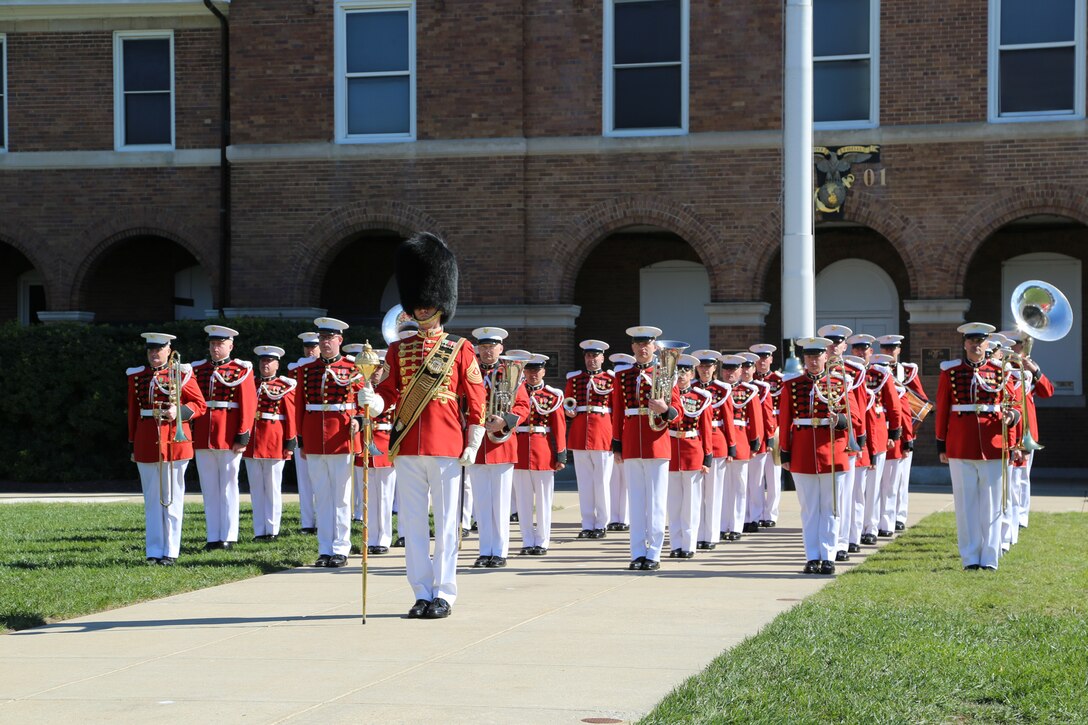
left=648, top=340, right=689, bottom=431
left=486, top=354, right=530, bottom=443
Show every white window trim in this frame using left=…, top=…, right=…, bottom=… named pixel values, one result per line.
left=813, top=0, right=880, bottom=130
left=603, top=0, right=690, bottom=138
left=113, top=30, right=175, bottom=151
left=18, top=270, right=44, bottom=327
left=1, top=34, right=7, bottom=153
left=334, top=0, right=416, bottom=144
left=988, top=0, right=1086, bottom=122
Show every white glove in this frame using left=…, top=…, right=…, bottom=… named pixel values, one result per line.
left=458, top=424, right=486, bottom=465
left=357, top=385, right=384, bottom=417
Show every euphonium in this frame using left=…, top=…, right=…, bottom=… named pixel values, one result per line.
left=648, top=340, right=689, bottom=431
left=486, top=353, right=530, bottom=444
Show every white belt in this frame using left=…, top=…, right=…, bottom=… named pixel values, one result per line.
left=625, top=407, right=650, bottom=416
left=516, top=425, right=550, bottom=434
left=575, top=405, right=611, bottom=414
left=206, top=401, right=239, bottom=410
left=375, top=423, right=392, bottom=431
left=139, top=409, right=167, bottom=418
left=257, top=413, right=285, bottom=421
left=772, top=408, right=779, bottom=416
left=733, top=420, right=748, bottom=428
left=711, top=420, right=723, bottom=428
left=951, top=404, right=999, bottom=413
left=305, top=403, right=356, bottom=412
left=794, top=417, right=831, bottom=427
left=669, top=430, right=699, bottom=439
left=874, top=405, right=884, bottom=414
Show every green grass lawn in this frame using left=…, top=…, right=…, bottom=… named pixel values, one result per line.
left=0, top=501, right=376, bottom=633
left=643, top=512, right=1088, bottom=724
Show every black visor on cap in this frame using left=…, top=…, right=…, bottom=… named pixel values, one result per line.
left=963, top=333, right=988, bottom=340
left=826, top=335, right=846, bottom=343
left=721, top=363, right=740, bottom=369
left=477, top=338, right=501, bottom=345
left=756, top=352, right=773, bottom=357
left=631, top=336, right=655, bottom=343
left=852, top=342, right=872, bottom=349
left=524, top=363, right=544, bottom=370
left=146, top=342, right=169, bottom=349
left=207, top=335, right=230, bottom=341
left=802, top=347, right=826, bottom=355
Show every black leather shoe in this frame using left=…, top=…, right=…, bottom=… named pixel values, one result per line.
left=629, top=557, right=645, bottom=570
left=313, top=554, right=331, bottom=568
left=878, top=529, right=894, bottom=538
left=487, top=557, right=507, bottom=568
left=848, top=543, right=861, bottom=554
left=895, top=521, right=906, bottom=531
left=982, top=565, right=997, bottom=571
left=669, top=548, right=680, bottom=558
left=425, top=598, right=452, bottom=619
left=719, top=532, right=728, bottom=542
left=461, top=528, right=471, bottom=538
left=803, top=560, right=818, bottom=574
left=704, top=542, right=717, bottom=550
left=835, top=550, right=850, bottom=562
left=473, top=556, right=490, bottom=568
left=204, top=541, right=221, bottom=551
left=407, top=599, right=430, bottom=618
left=642, top=559, right=661, bottom=571
left=393, top=536, right=405, bottom=547
left=533, top=547, right=547, bottom=556
left=696, top=541, right=708, bottom=550
left=510, top=513, right=519, bottom=523
left=606, top=522, right=620, bottom=531
left=301, top=527, right=317, bottom=535
left=681, top=550, right=695, bottom=559
left=759, top=519, right=776, bottom=528
left=964, top=564, right=981, bottom=570
left=146, top=557, right=160, bottom=564
left=471, top=521, right=478, bottom=531
left=328, top=554, right=348, bottom=568
left=861, top=534, right=877, bottom=545
left=728, top=532, right=742, bottom=541
left=593, top=529, right=607, bottom=539
left=577, top=529, right=592, bottom=539
left=519, top=547, right=533, bottom=556
left=617, top=523, right=630, bottom=531
left=159, top=557, right=176, bottom=566
left=742, top=522, right=759, bottom=533
left=221, top=542, right=234, bottom=551
left=819, top=560, right=836, bottom=575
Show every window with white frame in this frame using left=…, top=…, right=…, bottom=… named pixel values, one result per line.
left=114, top=31, right=174, bottom=149
left=335, top=0, right=415, bottom=142
left=814, top=0, right=878, bottom=127
left=1, top=34, right=7, bottom=151
left=603, top=0, right=689, bottom=136
left=990, top=0, right=1086, bottom=120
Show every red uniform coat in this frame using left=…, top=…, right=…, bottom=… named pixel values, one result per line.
left=729, top=382, right=765, bottom=462
left=887, top=385, right=914, bottom=460
left=127, top=363, right=207, bottom=463
left=375, top=331, right=487, bottom=458
left=611, top=364, right=684, bottom=460
left=515, top=384, right=568, bottom=470
left=474, top=362, right=531, bottom=465
left=862, top=365, right=903, bottom=461
left=753, top=370, right=784, bottom=443
left=750, top=379, right=776, bottom=454
left=295, top=355, right=364, bottom=455
left=564, top=369, right=615, bottom=451
left=694, top=379, right=735, bottom=458
left=356, top=404, right=396, bottom=469
left=935, top=359, right=1018, bottom=461
left=190, top=358, right=257, bottom=450
left=246, top=375, right=298, bottom=460
left=1010, top=368, right=1054, bottom=442
left=779, top=370, right=866, bottom=475
left=669, top=386, right=713, bottom=471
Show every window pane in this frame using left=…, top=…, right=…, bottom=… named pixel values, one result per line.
left=1000, top=47, right=1075, bottom=112
left=814, top=0, right=870, bottom=57
left=614, top=65, right=682, bottom=129
left=1001, top=0, right=1075, bottom=45
left=346, top=11, right=409, bottom=74
left=814, top=59, right=871, bottom=122
left=125, top=93, right=171, bottom=145
left=347, top=76, right=410, bottom=135
left=123, top=39, right=171, bottom=92
left=615, top=0, right=681, bottom=65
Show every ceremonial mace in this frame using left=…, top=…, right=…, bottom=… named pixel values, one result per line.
left=355, top=341, right=382, bottom=624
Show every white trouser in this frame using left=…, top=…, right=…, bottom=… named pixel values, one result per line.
left=136, top=460, right=188, bottom=559
left=835, top=456, right=857, bottom=551
left=1020, top=450, right=1035, bottom=527
left=468, top=463, right=514, bottom=557
left=514, top=469, right=555, bottom=549
left=893, top=451, right=912, bottom=523
left=396, top=455, right=462, bottom=604
left=307, top=453, right=353, bottom=556
left=573, top=450, right=613, bottom=530
left=462, top=470, right=474, bottom=530
left=746, top=452, right=769, bottom=523
left=245, top=458, right=285, bottom=537
left=698, top=457, right=726, bottom=543
left=792, top=471, right=844, bottom=561
left=667, top=470, right=702, bottom=552
left=1001, top=465, right=1024, bottom=549
left=625, top=458, right=669, bottom=561
left=757, top=450, right=783, bottom=522
left=194, top=449, right=242, bottom=543
left=294, top=452, right=316, bottom=529
left=354, top=465, right=396, bottom=547
left=878, top=457, right=905, bottom=531
left=859, top=452, right=887, bottom=538
left=721, top=460, right=749, bottom=534
left=948, top=458, right=1003, bottom=569
left=609, top=456, right=629, bottom=525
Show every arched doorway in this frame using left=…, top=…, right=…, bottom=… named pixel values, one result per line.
left=815, top=259, right=899, bottom=337
left=640, top=260, right=710, bottom=349
left=83, top=235, right=205, bottom=322
left=173, top=265, right=214, bottom=320
left=319, top=229, right=403, bottom=327
left=0, top=243, right=45, bottom=324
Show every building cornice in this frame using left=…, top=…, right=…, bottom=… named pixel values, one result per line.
left=0, top=0, right=228, bottom=20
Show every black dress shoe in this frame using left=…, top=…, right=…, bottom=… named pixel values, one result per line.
left=159, top=557, right=176, bottom=566
left=878, top=529, right=894, bottom=538
left=471, top=522, right=478, bottom=531
left=577, top=529, right=592, bottom=539
left=606, top=522, right=620, bottom=531
left=629, top=557, right=646, bottom=570
left=301, top=527, right=317, bottom=535
left=964, top=564, right=981, bottom=570
left=487, top=557, right=507, bottom=568
left=728, top=532, right=742, bottom=541
left=314, top=554, right=331, bottom=567
left=393, top=536, right=405, bottom=547
left=835, top=550, right=850, bottom=562
left=617, top=523, right=630, bottom=531
left=221, top=542, right=234, bottom=551
left=669, top=548, right=680, bottom=558
left=894, top=521, right=906, bottom=531
left=819, top=560, right=836, bottom=575
left=328, top=554, right=348, bottom=568
left=519, top=547, right=533, bottom=556
left=473, top=556, right=491, bottom=568
left=204, top=541, right=222, bottom=551
left=860, top=533, right=877, bottom=545
left=510, top=513, right=519, bottom=523
left=704, top=542, right=717, bottom=551
left=848, top=543, right=861, bottom=554
left=803, top=560, right=818, bottom=574
left=146, top=557, right=161, bottom=564
left=593, top=529, right=607, bottom=539
left=642, top=559, right=661, bottom=571
left=982, top=565, right=997, bottom=571
left=425, top=598, right=452, bottom=619
left=461, top=528, right=471, bottom=538
left=533, top=547, right=547, bottom=556
left=407, top=599, right=431, bottom=618
left=696, top=541, right=708, bottom=550
left=719, top=532, right=728, bottom=542
left=759, top=519, right=775, bottom=528
left=681, top=551, right=695, bottom=559
left=742, top=522, right=759, bottom=533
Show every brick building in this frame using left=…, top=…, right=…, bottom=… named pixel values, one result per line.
left=1, top=0, right=1086, bottom=470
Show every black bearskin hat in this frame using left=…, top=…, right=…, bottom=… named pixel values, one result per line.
left=396, top=231, right=459, bottom=324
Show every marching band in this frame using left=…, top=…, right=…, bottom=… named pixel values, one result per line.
left=124, top=233, right=1064, bottom=612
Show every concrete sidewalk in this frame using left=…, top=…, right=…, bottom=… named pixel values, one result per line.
left=1, top=486, right=1082, bottom=724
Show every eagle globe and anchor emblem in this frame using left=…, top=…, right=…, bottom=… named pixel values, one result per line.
left=813, top=145, right=880, bottom=215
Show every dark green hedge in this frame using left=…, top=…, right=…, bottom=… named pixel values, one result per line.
left=0, top=320, right=381, bottom=483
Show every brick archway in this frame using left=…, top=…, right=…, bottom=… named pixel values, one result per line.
left=0, top=229, right=56, bottom=310
left=548, top=196, right=722, bottom=303
left=293, top=201, right=446, bottom=306
left=951, top=183, right=1088, bottom=297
